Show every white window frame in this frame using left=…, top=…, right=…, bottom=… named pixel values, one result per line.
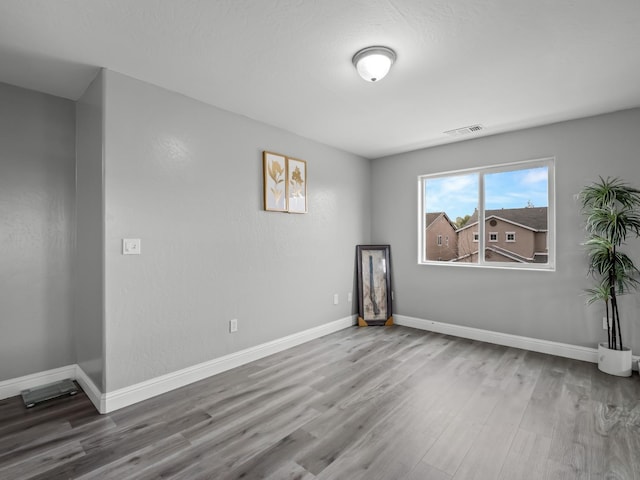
left=489, top=232, right=498, bottom=242
left=506, top=232, right=516, bottom=242
left=417, top=157, right=555, bottom=271
left=437, top=234, right=442, bottom=246
left=472, top=232, right=479, bottom=242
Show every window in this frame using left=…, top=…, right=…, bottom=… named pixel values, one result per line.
left=445, top=235, right=449, bottom=246
left=419, top=158, right=555, bottom=270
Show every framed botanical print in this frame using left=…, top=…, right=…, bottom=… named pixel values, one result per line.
left=356, top=245, right=393, bottom=326
left=263, top=151, right=288, bottom=212
left=287, top=157, right=307, bottom=213
left=263, top=151, right=308, bottom=213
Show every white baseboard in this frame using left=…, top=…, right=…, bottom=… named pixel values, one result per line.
left=0, top=364, right=77, bottom=401
left=395, top=314, right=640, bottom=370
left=6, top=315, right=635, bottom=413
left=101, top=315, right=356, bottom=413
left=74, top=365, right=106, bottom=413
left=0, top=316, right=355, bottom=413
left=395, top=314, right=597, bottom=362
left=0, top=363, right=105, bottom=412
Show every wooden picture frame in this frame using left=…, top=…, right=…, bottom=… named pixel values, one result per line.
left=356, top=245, right=393, bottom=326
left=263, top=151, right=308, bottom=213
left=287, top=157, right=307, bottom=213
left=263, top=151, right=288, bottom=212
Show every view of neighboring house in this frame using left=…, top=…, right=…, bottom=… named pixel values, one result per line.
left=426, top=206, right=548, bottom=263
left=424, top=212, right=458, bottom=261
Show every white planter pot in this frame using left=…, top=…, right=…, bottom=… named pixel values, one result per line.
left=598, top=342, right=632, bottom=377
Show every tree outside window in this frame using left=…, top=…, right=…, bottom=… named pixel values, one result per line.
left=420, top=158, right=554, bottom=269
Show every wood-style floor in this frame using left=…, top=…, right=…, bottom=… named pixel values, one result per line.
left=1, top=326, right=640, bottom=479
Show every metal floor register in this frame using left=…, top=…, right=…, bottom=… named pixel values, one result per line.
left=21, top=379, right=79, bottom=408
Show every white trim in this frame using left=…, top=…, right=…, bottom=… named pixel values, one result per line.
left=101, top=315, right=356, bottom=413
left=420, top=157, right=555, bottom=271
left=456, top=220, right=478, bottom=233
left=74, top=365, right=106, bottom=413
left=487, top=215, right=541, bottom=233
left=0, top=316, right=355, bottom=413
left=505, top=231, right=516, bottom=242
left=459, top=216, right=547, bottom=235
left=394, top=314, right=640, bottom=368
left=3, top=316, right=639, bottom=413
left=485, top=246, right=529, bottom=263
left=0, top=364, right=77, bottom=401
left=418, top=157, right=554, bottom=180
left=418, top=180, right=426, bottom=263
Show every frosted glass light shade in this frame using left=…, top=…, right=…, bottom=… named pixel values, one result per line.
left=352, top=46, right=396, bottom=82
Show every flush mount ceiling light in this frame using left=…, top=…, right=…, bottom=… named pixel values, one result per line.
left=352, top=46, right=396, bottom=82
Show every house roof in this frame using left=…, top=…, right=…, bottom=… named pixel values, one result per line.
left=460, top=207, right=547, bottom=232
left=425, top=212, right=443, bottom=228
left=425, top=212, right=456, bottom=230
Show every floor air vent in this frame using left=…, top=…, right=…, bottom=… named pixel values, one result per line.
left=21, top=379, right=79, bottom=408
left=444, top=124, right=484, bottom=136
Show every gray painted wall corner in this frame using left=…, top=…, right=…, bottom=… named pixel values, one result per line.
left=371, top=108, right=640, bottom=353
left=101, top=70, right=371, bottom=391
left=0, top=82, right=76, bottom=380
left=74, top=71, right=106, bottom=391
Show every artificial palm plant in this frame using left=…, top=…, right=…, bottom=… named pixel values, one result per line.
left=580, top=177, right=640, bottom=351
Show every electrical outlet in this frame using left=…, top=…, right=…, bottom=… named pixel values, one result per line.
left=333, top=294, right=339, bottom=305
left=229, top=318, right=238, bottom=333
left=602, top=317, right=608, bottom=330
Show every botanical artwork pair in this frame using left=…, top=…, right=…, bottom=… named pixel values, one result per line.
left=263, top=151, right=307, bottom=213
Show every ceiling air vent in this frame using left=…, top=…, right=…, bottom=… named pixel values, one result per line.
left=444, top=124, right=484, bottom=136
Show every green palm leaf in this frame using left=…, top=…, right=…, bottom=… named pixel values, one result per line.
left=579, top=176, right=640, bottom=351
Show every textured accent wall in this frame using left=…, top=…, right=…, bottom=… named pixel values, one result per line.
left=0, top=82, right=76, bottom=380
left=101, top=71, right=371, bottom=391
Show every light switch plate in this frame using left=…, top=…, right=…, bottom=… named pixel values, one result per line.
left=123, top=238, right=141, bottom=255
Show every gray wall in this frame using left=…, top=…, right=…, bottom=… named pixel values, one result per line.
left=75, top=72, right=105, bottom=390
left=5, top=70, right=637, bottom=391
left=101, top=71, right=371, bottom=391
left=372, top=108, right=640, bottom=352
left=0, top=82, right=76, bottom=380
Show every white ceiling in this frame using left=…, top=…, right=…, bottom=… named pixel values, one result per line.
left=1, top=0, right=639, bottom=159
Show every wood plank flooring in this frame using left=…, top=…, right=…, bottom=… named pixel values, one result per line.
left=1, top=326, right=640, bottom=479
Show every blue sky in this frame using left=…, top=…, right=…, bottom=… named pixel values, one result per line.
left=425, top=166, right=548, bottom=221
